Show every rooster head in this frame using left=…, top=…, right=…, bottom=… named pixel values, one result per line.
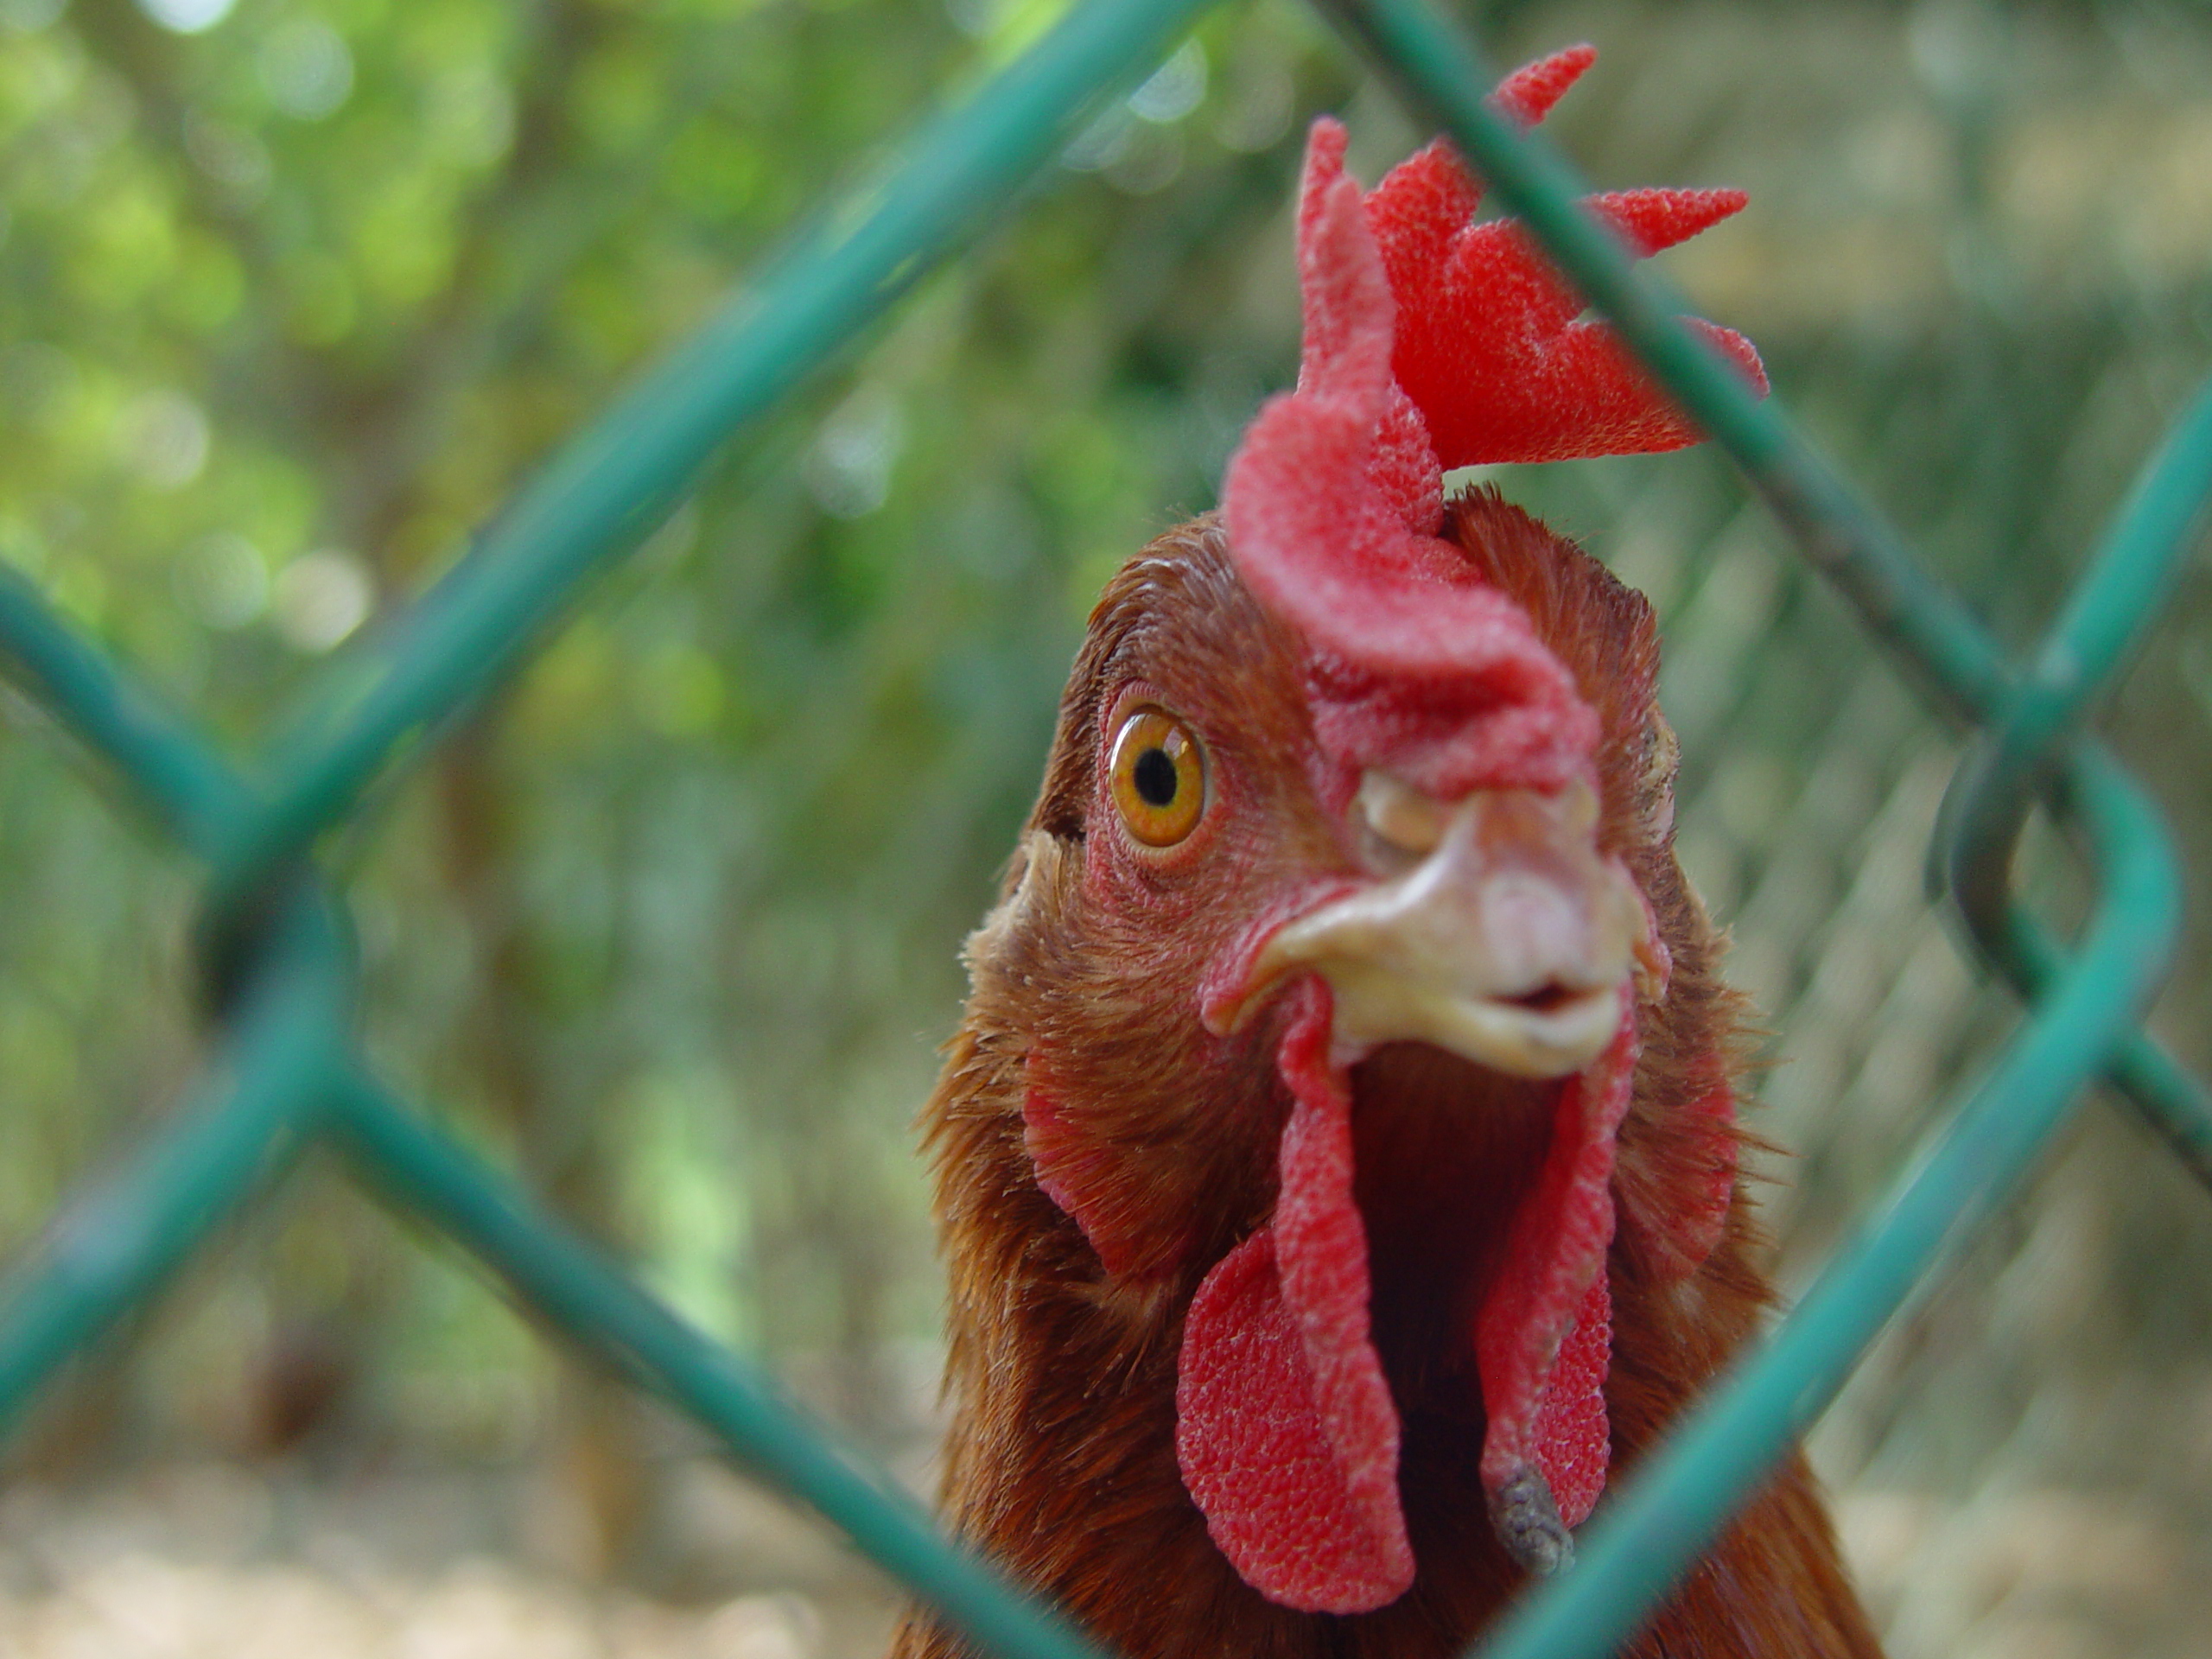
left=989, top=46, right=1762, bottom=1618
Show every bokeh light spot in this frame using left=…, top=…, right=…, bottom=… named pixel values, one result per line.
left=135, top=0, right=234, bottom=35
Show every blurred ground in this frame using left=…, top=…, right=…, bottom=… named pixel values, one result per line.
left=0, top=1458, right=898, bottom=1659
left=5, top=1436, right=2212, bottom=1659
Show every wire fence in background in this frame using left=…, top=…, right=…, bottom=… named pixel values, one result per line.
left=1, top=3, right=2207, bottom=1658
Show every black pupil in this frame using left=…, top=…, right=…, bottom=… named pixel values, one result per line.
left=1133, top=746, right=1179, bottom=808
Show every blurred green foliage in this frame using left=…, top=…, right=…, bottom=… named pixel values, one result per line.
left=0, top=0, right=1361, bottom=1459
left=1, top=3, right=2209, bottom=1639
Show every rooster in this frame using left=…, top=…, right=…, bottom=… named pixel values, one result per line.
left=893, top=47, right=1882, bottom=1659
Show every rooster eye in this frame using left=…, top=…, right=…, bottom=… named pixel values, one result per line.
left=1110, top=709, right=1206, bottom=848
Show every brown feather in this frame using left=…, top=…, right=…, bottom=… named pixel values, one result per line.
left=892, top=498, right=1883, bottom=1659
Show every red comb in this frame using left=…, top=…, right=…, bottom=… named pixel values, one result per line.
left=1221, top=44, right=1761, bottom=802
left=1493, top=41, right=1597, bottom=124
left=1376, top=173, right=1762, bottom=465
left=1362, top=43, right=1765, bottom=464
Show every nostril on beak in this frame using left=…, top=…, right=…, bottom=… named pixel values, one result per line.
left=1355, top=772, right=1450, bottom=860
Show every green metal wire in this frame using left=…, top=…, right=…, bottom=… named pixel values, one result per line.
left=1937, top=382, right=2212, bottom=945
left=0, top=895, right=347, bottom=1433
left=1942, top=384, right=2212, bottom=1191
left=0, top=3, right=2206, bottom=1658
left=210, top=0, right=1217, bottom=915
left=0, top=562, right=257, bottom=855
left=328, top=1071, right=1115, bottom=1659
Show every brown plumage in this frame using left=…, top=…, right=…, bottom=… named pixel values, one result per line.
left=890, top=496, right=1883, bottom=1659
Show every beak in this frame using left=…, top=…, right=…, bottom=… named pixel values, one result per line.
left=1215, top=772, right=1645, bottom=1077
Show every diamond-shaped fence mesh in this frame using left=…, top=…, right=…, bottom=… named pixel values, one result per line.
left=1, top=3, right=2209, bottom=1658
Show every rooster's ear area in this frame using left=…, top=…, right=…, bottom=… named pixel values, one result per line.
left=995, top=834, right=1036, bottom=904
left=1024, top=1080, right=1153, bottom=1280
left=969, top=831, right=1072, bottom=966
left=1031, top=739, right=1091, bottom=842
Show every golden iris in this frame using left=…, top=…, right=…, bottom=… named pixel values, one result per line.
left=1110, top=709, right=1206, bottom=847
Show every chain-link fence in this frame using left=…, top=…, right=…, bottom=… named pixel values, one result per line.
left=2, top=2, right=2209, bottom=1657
